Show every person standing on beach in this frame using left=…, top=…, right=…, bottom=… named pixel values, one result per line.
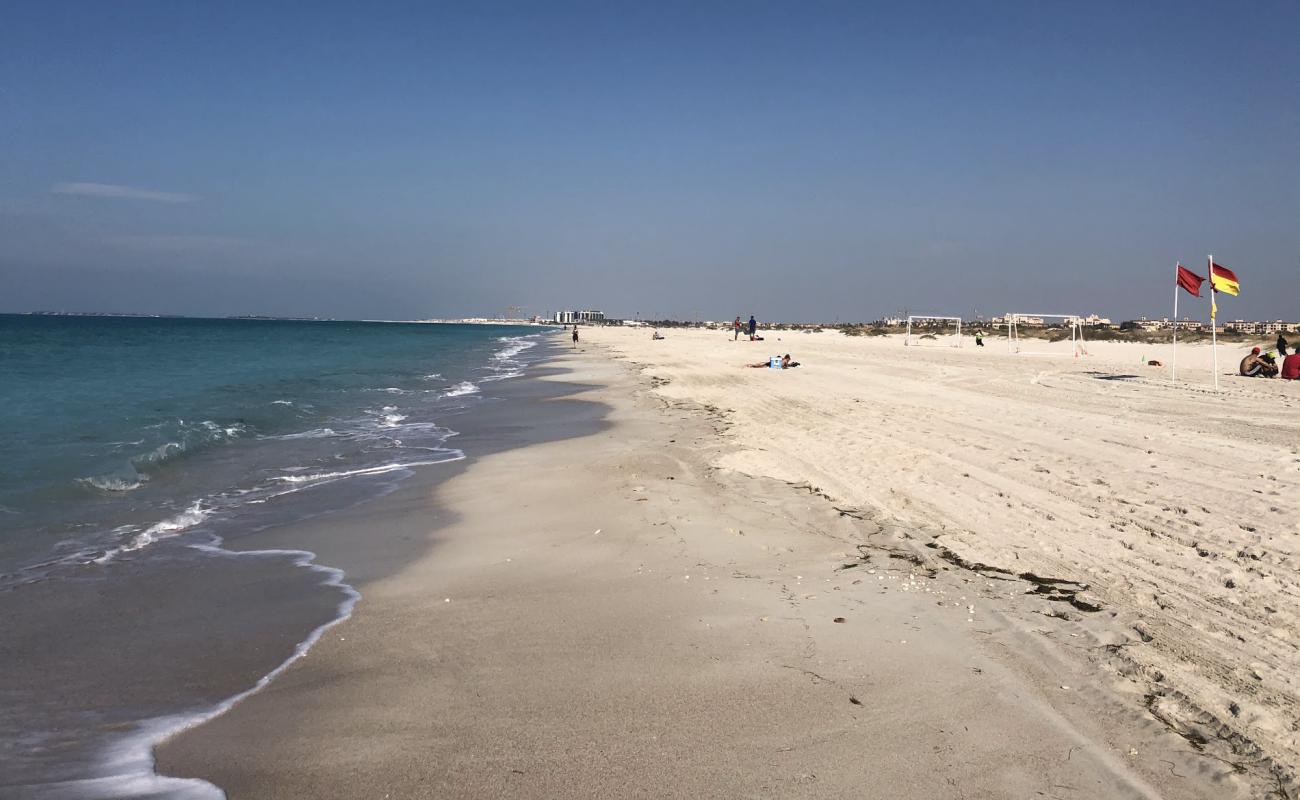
left=747, top=315, right=757, bottom=341
left=572, top=326, right=579, bottom=347
left=1278, top=333, right=1288, bottom=357
left=733, top=316, right=742, bottom=340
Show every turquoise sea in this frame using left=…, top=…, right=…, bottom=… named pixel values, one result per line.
left=0, top=314, right=548, bottom=797
left=0, top=315, right=540, bottom=582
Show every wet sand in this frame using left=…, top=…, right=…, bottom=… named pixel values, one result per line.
left=157, top=343, right=1273, bottom=798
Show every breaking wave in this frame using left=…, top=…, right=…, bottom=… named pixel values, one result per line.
left=442, top=381, right=479, bottom=397
left=77, top=475, right=146, bottom=493
left=95, top=501, right=213, bottom=563
left=269, top=454, right=465, bottom=486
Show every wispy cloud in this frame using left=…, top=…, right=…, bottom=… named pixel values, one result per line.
left=51, top=182, right=198, bottom=204
left=106, top=234, right=250, bottom=253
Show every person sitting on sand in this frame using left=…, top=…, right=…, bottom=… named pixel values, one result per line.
left=1282, top=348, right=1300, bottom=381
left=1239, top=347, right=1277, bottom=378
left=652, top=330, right=664, bottom=340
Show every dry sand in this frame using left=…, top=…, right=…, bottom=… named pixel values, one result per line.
left=588, top=325, right=1300, bottom=791
left=155, top=340, right=1296, bottom=798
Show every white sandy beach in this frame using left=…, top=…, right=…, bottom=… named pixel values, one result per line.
left=588, top=325, right=1299, bottom=785
left=155, top=334, right=1299, bottom=798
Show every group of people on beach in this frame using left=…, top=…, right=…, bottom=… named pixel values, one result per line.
left=729, top=314, right=800, bottom=369
left=1240, top=334, right=1299, bottom=380
left=732, top=315, right=759, bottom=341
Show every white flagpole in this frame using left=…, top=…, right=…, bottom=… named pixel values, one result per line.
left=1209, top=255, right=1219, bottom=391
left=1171, top=262, right=1179, bottom=383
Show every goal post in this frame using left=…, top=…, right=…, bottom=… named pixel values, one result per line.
left=904, top=315, right=963, bottom=347
left=1005, top=314, right=1088, bottom=357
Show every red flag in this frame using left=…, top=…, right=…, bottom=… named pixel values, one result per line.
left=1176, top=264, right=1204, bottom=297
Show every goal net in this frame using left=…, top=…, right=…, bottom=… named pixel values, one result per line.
left=904, top=316, right=963, bottom=347
left=1006, top=314, right=1088, bottom=357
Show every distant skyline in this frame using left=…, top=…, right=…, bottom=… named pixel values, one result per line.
left=3, top=1, right=1297, bottom=323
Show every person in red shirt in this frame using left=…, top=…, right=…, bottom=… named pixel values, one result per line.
left=1282, top=350, right=1300, bottom=380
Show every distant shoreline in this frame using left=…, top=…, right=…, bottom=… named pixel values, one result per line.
left=5, top=311, right=558, bottom=326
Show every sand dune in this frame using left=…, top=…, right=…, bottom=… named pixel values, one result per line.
left=591, top=326, right=1300, bottom=781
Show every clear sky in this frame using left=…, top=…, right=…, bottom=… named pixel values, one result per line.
left=2, top=1, right=1296, bottom=322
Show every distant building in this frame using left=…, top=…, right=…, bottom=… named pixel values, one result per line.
left=1116, top=318, right=1299, bottom=334
left=1121, top=317, right=1170, bottom=332
left=553, top=309, right=607, bottom=324
left=1261, top=320, right=1299, bottom=334
left=992, top=313, right=1109, bottom=327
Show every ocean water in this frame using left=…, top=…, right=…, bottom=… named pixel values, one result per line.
left=0, top=315, right=548, bottom=796
left=0, top=315, right=542, bottom=582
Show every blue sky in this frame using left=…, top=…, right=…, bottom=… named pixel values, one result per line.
left=2, top=1, right=1296, bottom=322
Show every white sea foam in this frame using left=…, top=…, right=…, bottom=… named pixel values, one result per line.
left=443, top=381, right=479, bottom=397
left=131, top=421, right=247, bottom=468
left=94, top=501, right=212, bottom=564
left=137, top=501, right=211, bottom=542
left=77, top=475, right=146, bottom=493
left=269, top=453, right=464, bottom=486
left=134, top=440, right=186, bottom=465
left=197, top=419, right=246, bottom=439
left=493, top=335, right=537, bottom=361
left=67, top=541, right=363, bottom=800
left=261, top=427, right=338, bottom=441
left=481, top=335, right=538, bottom=382
left=271, top=399, right=294, bottom=406
left=362, top=405, right=409, bottom=427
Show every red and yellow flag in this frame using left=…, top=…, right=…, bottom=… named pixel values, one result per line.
left=1210, top=262, right=1240, bottom=296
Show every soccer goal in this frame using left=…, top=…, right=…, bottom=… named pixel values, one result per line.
left=1006, top=314, right=1088, bottom=357
left=904, top=315, right=963, bottom=347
